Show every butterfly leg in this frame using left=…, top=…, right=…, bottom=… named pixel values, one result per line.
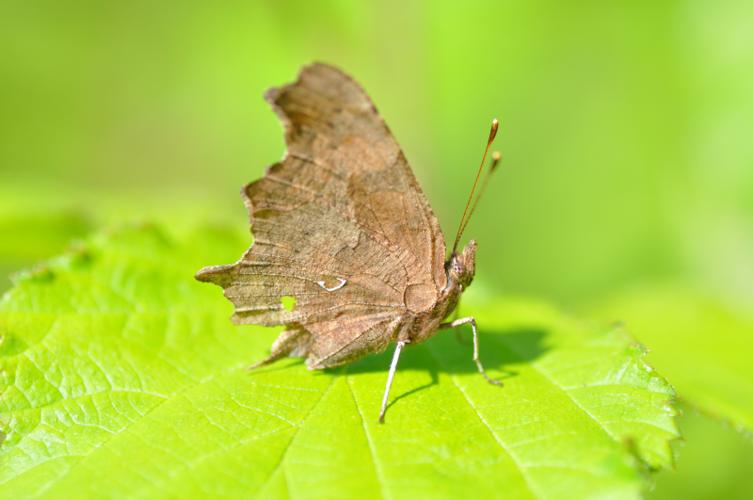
left=379, top=340, right=406, bottom=423
left=439, top=317, right=502, bottom=386
left=450, top=300, right=470, bottom=345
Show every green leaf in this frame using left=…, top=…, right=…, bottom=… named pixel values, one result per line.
left=594, top=286, right=753, bottom=434
left=0, top=226, right=678, bottom=499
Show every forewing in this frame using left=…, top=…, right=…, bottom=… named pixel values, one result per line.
left=267, top=64, right=446, bottom=289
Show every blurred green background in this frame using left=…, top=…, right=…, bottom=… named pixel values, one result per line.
left=1, top=0, right=752, bottom=497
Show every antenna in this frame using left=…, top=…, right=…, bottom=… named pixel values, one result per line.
left=451, top=118, right=501, bottom=254
left=457, top=151, right=501, bottom=242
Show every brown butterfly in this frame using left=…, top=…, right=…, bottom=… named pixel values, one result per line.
left=196, top=63, right=502, bottom=422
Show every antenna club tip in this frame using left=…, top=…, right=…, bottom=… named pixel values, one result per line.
left=488, top=118, right=499, bottom=143
left=490, top=151, right=502, bottom=171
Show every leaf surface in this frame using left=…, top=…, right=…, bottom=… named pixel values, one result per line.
left=0, top=227, right=678, bottom=499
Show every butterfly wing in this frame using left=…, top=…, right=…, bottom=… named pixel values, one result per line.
left=196, top=63, right=446, bottom=368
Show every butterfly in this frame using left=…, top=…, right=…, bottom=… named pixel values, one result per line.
left=196, top=63, right=502, bottom=422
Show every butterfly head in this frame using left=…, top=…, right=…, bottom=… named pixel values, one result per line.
left=448, top=239, right=477, bottom=290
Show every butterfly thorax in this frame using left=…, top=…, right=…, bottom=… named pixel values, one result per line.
left=401, top=240, right=477, bottom=345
